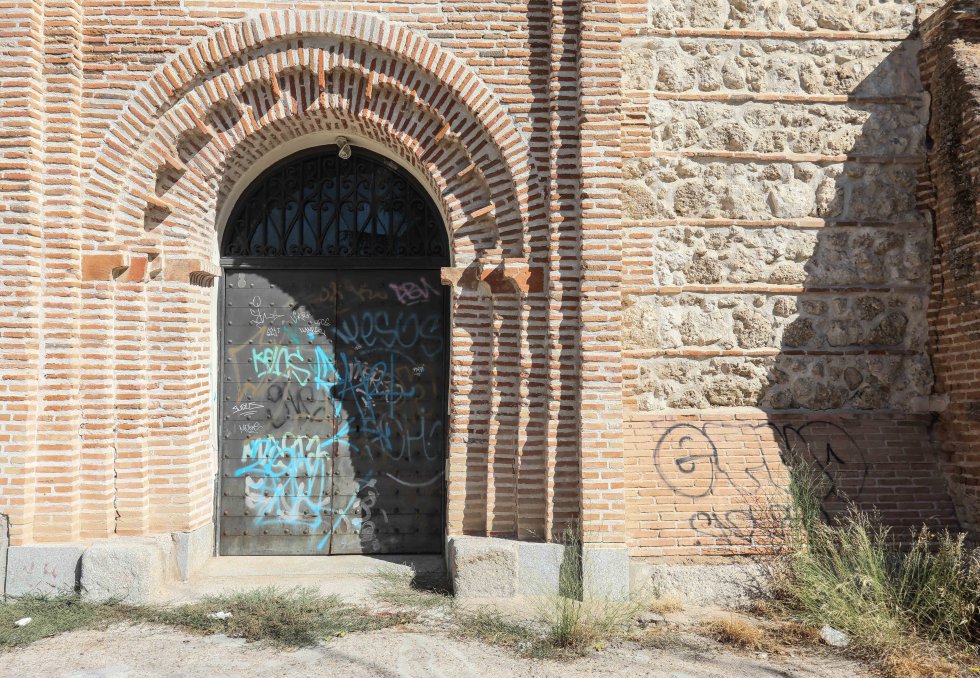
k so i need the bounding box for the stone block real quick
[172,524,213,581]
[624,157,920,222]
[448,536,517,598]
[626,37,919,97]
[516,542,565,596]
[81,539,168,604]
[646,0,915,33]
[582,546,631,601]
[6,545,83,596]
[624,292,926,353]
[635,226,930,289]
[632,353,933,411]
[631,562,770,608]
[0,515,7,597]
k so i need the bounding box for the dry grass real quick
[879,645,960,678]
[775,467,980,678]
[703,615,826,656]
[746,599,780,619]
[145,587,414,647]
[648,594,684,615]
[452,608,560,659]
[534,526,646,653]
[1,588,412,651]
[368,568,451,612]
[628,623,682,651]
[770,620,821,647]
[704,615,767,651]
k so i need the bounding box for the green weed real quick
[0,595,125,650]
[145,586,413,647]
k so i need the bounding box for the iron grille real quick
[222,146,447,259]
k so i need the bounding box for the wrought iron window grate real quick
[222,146,447,260]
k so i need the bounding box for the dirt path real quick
[0,622,865,678]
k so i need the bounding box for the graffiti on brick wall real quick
[220,270,445,555]
[652,421,868,547]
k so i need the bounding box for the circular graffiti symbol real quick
[652,423,720,498]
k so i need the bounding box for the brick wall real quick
[920,0,980,537]
[0,0,967,557]
[0,5,589,547]
[625,412,959,560]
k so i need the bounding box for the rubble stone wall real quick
[620,0,961,557]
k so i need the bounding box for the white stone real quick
[582,546,631,601]
[448,536,517,598]
[172,524,213,581]
[6,545,83,597]
[517,541,565,596]
[820,625,850,648]
[81,539,170,605]
[768,180,815,218]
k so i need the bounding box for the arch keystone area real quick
[83,9,542,261]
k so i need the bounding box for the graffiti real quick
[770,421,869,503]
[241,433,342,461]
[690,509,763,546]
[222,272,445,555]
[335,310,443,358]
[250,308,285,326]
[386,470,444,488]
[652,424,723,499]
[389,276,439,306]
[263,383,331,429]
[325,474,383,552]
[653,421,869,547]
[349,285,389,303]
[238,440,331,526]
[252,345,311,385]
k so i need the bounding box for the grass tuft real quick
[368,568,451,612]
[776,466,980,677]
[455,609,536,647]
[648,594,684,615]
[531,525,646,653]
[879,645,959,678]
[704,615,767,651]
[769,620,821,647]
[145,586,413,647]
[0,595,126,650]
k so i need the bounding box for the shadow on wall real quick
[626,31,962,553]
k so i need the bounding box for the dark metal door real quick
[219,267,445,555]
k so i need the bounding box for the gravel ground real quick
[0,621,866,678]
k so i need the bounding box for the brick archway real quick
[70,10,558,545]
[83,9,542,256]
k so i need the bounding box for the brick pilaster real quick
[576,0,627,544]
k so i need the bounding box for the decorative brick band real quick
[82,10,542,260]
